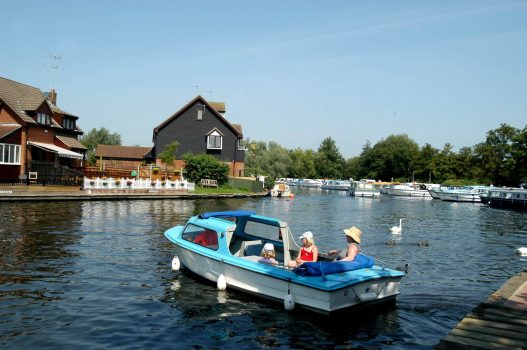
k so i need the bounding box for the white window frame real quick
[207,130,223,150]
[0,143,21,165]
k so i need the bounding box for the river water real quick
[1,188,526,349]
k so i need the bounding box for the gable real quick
[153,96,242,138]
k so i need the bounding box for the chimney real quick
[49,89,57,105]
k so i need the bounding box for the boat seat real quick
[239,240,264,257]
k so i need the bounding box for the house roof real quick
[95,144,152,159]
[0,77,80,126]
[208,101,226,114]
[0,124,21,139]
[56,135,87,150]
[153,95,242,138]
[0,77,43,124]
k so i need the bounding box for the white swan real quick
[516,247,527,256]
[390,218,402,234]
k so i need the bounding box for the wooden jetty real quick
[436,270,527,349]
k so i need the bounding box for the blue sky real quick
[1,0,526,157]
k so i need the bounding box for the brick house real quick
[95,144,151,169]
[0,77,86,182]
[151,96,245,177]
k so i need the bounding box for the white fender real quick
[284,292,295,311]
[217,274,227,290]
[171,256,180,271]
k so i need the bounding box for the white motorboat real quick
[349,179,382,197]
[321,179,352,191]
[164,211,405,314]
[437,186,492,202]
[269,182,292,197]
[300,179,323,188]
[386,183,440,198]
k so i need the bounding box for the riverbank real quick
[0,186,267,201]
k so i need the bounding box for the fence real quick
[83,177,195,191]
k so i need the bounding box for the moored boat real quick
[349,179,382,197]
[436,186,491,203]
[321,179,352,191]
[386,183,440,198]
[481,188,527,210]
[269,182,292,197]
[164,211,405,314]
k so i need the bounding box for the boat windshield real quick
[181,223,219,250]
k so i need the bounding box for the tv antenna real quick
[185,84,212,96]
[44,54,62,90]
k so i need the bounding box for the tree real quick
[316,137,344,179]
[511,125,527,185]
[411,143,439,182]
[80,127,122,165]
[473,123,518,186]
[182,153,229,185]
[359,134,419,182]
[157,141,180,178]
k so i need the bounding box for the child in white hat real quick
[258,243,278,265]
[288,231,319,267]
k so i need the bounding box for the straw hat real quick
[343,226,362,243]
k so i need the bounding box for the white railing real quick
[83,177,195,192]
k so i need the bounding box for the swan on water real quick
[516,247,527,256]
[390,218,403,234]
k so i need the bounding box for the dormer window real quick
[63,118,75,130]
[37,112,50,125]
[207,129,223,150]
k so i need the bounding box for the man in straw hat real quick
[328,226,362,261]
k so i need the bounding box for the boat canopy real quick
[198,211,256,219]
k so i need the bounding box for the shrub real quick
[182,153,229,185]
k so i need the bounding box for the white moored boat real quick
[164,211,405,314]
[321,179,352,191]
[269,182,292,197]
[386,183,440,198]
[349,179,382,197]
[436,186,492,202]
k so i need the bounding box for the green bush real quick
[182,153,229,185]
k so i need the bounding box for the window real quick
[207,130,223,149]
[181,224,218,250]
[237,139,247,151]
[63,118,75,130]
[0,143,21,165]
[37,112,50,125]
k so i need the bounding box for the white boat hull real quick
[175,246,402,314]
[386,188,431,197]
[350,189,381,197]
[437,192,482,202]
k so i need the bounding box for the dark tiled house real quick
[151,96,245,176]
[0,77,86,181]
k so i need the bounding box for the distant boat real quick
[270,182,292,197]
[428,186,461,199]
[349,179,382,197]
[300,179,323,188]
[436,186,492,203]
[481,187,527,210]
[321,179,352,191]
[386,183,440,198]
